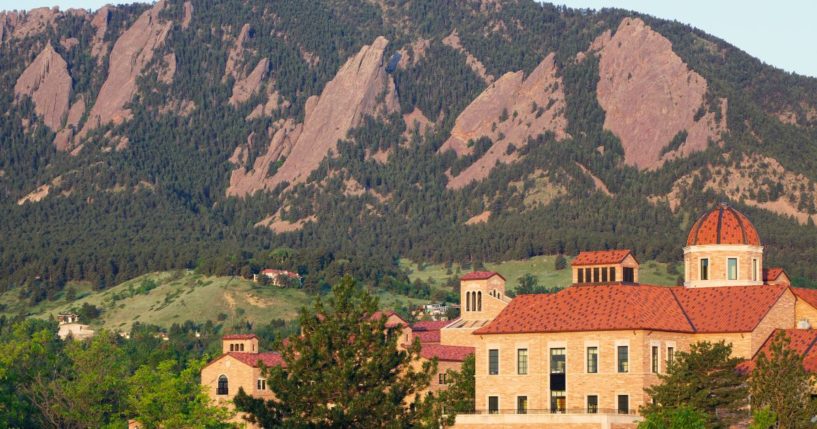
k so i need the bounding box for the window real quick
[728,258,738,280]
[489,349,499,375]
[667,347,675,366]
[229,343,235,351]
[488,396,499,414]
[439,373,448,384]
[617,346,629,373]
[257,378,266,390]
[601,267,608,282]
[217,375,229,395]
[587,347,598,373]
[587,395,598,414]
[578,269,584,283]
[593,267,600,283]
[517,396,528,414]
[651,346,659,373]
[617,395,629,414]
[517,349,528,375]
[466,292,470,311]
[623,267,634,283]
[753,259,758,281]
[609,267,616,282]
[477,291,482,311]
[551,391,566,413]
[550,348,566,374]
[239,343,244,352]
[700,258,709,280]
[585,268,591,283]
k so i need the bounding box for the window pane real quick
[489,349,499,375]
[551,391,566,413]
[602,267,608,282]
[667,347,675,366]
[550,348,565,374]
[517,349,528,375]
[593,267,600,282]
[488,396,499,414]
[587,395,598,414]
[701,258,709,280]
[753,259,758,281]
[617,346,629,373]
[618,395,629,414]
[610,267,616,282]
[578,269,584,283]
[517,396,528,414]
[587,347,598,373]
[728,258,738,280]
[651,346,659,373]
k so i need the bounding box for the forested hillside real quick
[2,0,817,304]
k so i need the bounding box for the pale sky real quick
[4,0,815,78]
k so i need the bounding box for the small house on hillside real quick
[253,269,302,287]
[57,312,79,324]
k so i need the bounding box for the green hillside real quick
[0,270,426,332]
[403,255,681,292]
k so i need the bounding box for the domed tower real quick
[684,203,763,287]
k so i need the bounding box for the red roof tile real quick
[763,267,785,282]
[475,284,789,335]
[571,250,633,266]
[672,285,787,333]
[227,352,284,368]
[413,330,441,343]
[687,203,761,246]
[420,344,475,362]
[461,271,505,281]
[222,334,258,340]
[743,329,817,373]
[474,285,694,334]
[792,288,817,309]
[413,320,450,331]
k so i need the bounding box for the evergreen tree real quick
[642,341,748,428]
[236,276,436,428]
[748,331,817,429]
[554,254,567,271]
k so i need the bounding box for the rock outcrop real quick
[225,23,252,80]
[78,1,172,141]
[440,53,568,189]
[182,1,193,29]
[443,31,494,83]
[229,58,268,106]
[592,17,727,169]
[14,43,72,131]
[1,8,59,40]
[227,119,302,197]
[90,6,110,61]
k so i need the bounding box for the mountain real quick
[2,0,817,302]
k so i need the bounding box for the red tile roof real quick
[227,352,285,368]
[687,203,761,246]
[475,285,694,334]
[791,288,817,309]
[672,285,788,332]
[413,330,440,343]
[222,334,258,340]
[571,250,633,266]
[420,344,475,362]
[461,271,505,281]
[475,284,789,335]
[742,329,817,373]
[413,320,450,331]
[763,267,785,282]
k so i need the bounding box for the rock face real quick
[593,17,727,169]
[440,53,568,189]
[14,43,72,131]
[225,24,252,80]
[1,8,59,40]
[227,37,397,196]
[182,1,193,29]
[229,58,268,106]
[90,6,110,60]
[78,1,172,140]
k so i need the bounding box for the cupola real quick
[684,203,764,287]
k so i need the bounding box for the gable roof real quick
[763,267,786,282]
[475,284,789,335]
[474,285,694,334]
[742,329,817,373]
[203,352,285,371]
[791,287,817,309]
[411,320,449,344]
[571,250,634,266]
[461,271,505,281]
[419,344,475,362]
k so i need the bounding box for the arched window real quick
[217,375,229,395]
[466,291,471,311]
[477,291,482,311]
